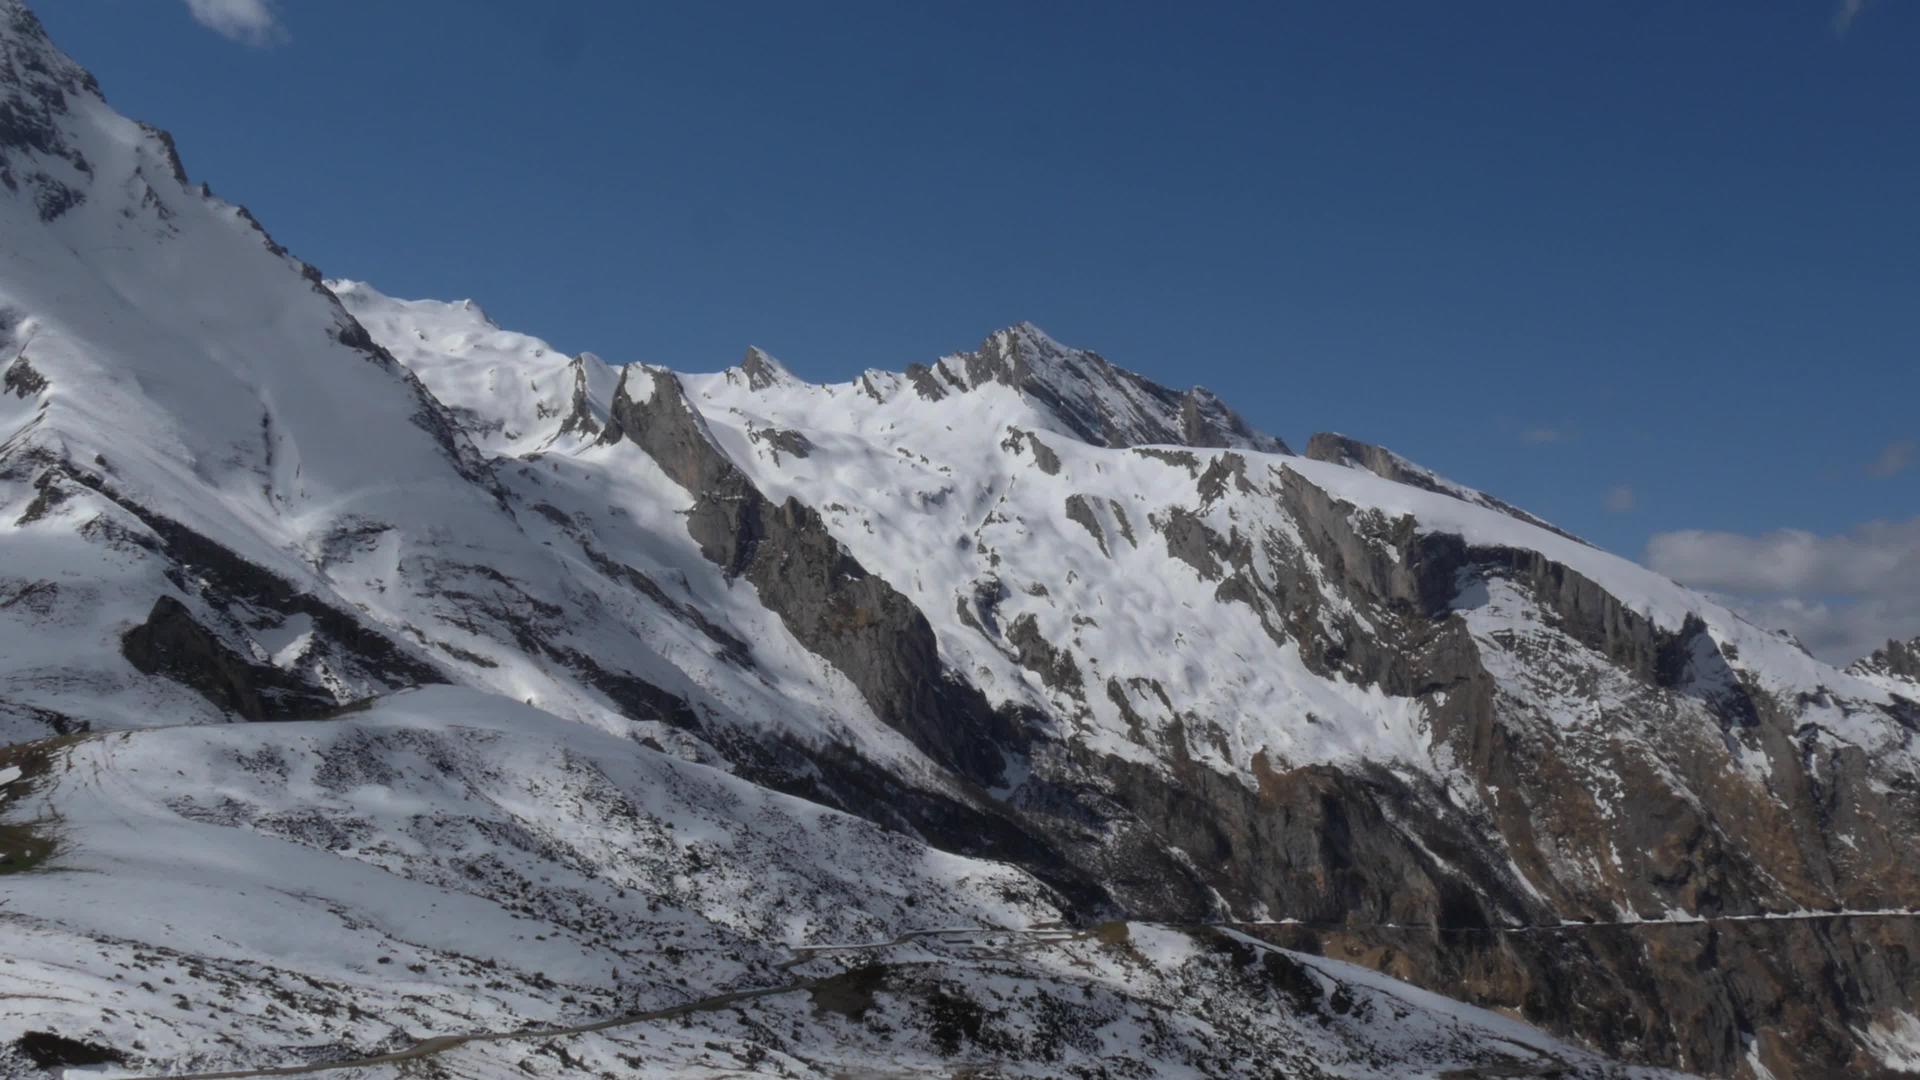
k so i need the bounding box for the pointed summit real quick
[1850,636,1920,685]
[734,345,793,391]
[916,322,1289,454]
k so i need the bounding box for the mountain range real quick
[1,3,1916,1076]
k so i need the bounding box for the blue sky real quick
[36,0,1920,659]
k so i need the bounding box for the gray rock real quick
[1853,636,1920,683]
[946,324,1291,454]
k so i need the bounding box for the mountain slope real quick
[0,688,1675,1079]
[328,283,1920,1075]
[0,3,1916,1078]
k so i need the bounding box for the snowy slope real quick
[0,29,945,792]
[0,689,1674,1079]
[1304,429,1588,541]
[326,247,1917,1076]
[678,352,1908,778]
[330,281,618,457]
[351,291,1920,1073]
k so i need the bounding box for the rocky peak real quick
[730,345,793,391]
[1851,636,1920,685]
[0,0,99,217]
[914,321,1289,454]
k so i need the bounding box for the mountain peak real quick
[0,0,104,222]
[915,323,1289,454]
[1850,635,1920,685]
[987,319,1063,354]
[733,345,793,391]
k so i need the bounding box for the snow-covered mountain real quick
[1,3,1916,1077]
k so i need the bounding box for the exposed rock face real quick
[481,329,1920,1077]
[1258,914,1920,1076]
[923,323,1291,453]
[601,366,1025,785]
[593,366,1115,910]
[735,345,791,391]
[747,422,812,462]
[1000,427,1062,475]
[0,2,94,213]
[609,353,1917,1075]
[3,351,43,396]
[1853,636,1920,684]
[121,596,339,721]
[950,470,1898,1078]
[552,354,605,440]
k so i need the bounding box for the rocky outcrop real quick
[121,596,339,721]
[747,423,812,463]
[1006,613,1086,703]
[935,324,1290,454]
[1062,494,1109,556]
[1853,636,1920,685]
[552,355,604,440]
[735,346,790,391]
[999,427,1061,475]
[0,2,95,210]
[8,458,447,723]
[1255,913,1920,1078]
[3,352,43,397]
[600,367,1029,788]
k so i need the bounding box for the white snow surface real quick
[669,348,1907,779]
[0,687,1681,1079]
[300,273,1920,799]
[329,280,618,457]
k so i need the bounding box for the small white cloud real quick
[1835,0,1874,36]
[1604,485,1636,513]
[1519,427,1563,445]
[183,0,287,46]
[1646,516,1920,663]
[1867,438,1915,478]
[1646,518,1920,596]
[1719,593,1915,668]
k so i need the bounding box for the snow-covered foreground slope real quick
[0,688,1676,1078]
[2,1,1917,1076]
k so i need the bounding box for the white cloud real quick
[1867,438,1914,478]
[183,0,287,46]
[1645,516,1920,663]
[1604,485,1635,513]
[1835,0,1873,35]
[1645,518,1920,595]
[1721,594,1915,668]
